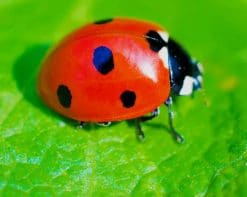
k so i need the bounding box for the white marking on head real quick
[158,31,169,42]
[179,76,194,95]
[158,47,169,69]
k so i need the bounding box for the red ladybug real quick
[38,18,203,142]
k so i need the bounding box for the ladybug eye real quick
[191,61,203,90]
[193,77,202,90]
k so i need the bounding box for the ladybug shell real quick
[38,18,170,122]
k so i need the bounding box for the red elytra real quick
[38,18,170,122]
[38,18,203,142]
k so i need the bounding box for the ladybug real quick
[37,18,203,142]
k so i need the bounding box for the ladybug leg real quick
[135,108,159,141]
[140,108,160,122]
[77,121,85,129]
[135,118,145,141]
[165,97,185,143]
[96,122,111,127]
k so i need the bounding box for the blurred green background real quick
[0,0,247,196]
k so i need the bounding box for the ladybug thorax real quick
[167,38,203,95]
[144,30,203,96]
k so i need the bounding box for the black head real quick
[167,38,203,95]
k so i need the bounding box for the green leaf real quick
[1,0,247,196]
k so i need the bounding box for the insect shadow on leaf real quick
[12,44,111,131]
[13,44,50,107]
[12,44,78,128]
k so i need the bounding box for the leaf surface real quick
[0,0,247,196]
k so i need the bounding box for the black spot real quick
[57,85,72,108]
[94,18,113,24]
[93,46,114,75]
[120,90,136,108]
[145,30,167,52]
